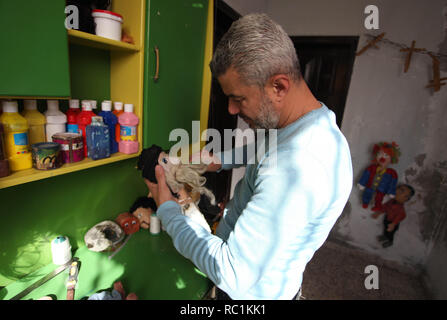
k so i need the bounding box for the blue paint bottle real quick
[86,116,110,160]
[98,101,118,154]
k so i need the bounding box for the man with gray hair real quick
[147,13,353,300]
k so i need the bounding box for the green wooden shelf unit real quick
[0,0,215,300]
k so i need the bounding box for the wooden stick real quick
[400,40,426,73]
[356,33,386,56]
[427,53,442,92]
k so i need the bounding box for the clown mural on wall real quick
[358,142,401,211]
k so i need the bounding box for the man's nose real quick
[228,100,239,115]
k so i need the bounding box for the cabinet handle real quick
[154,46,160,82]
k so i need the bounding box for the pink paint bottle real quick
[118,104,139,154]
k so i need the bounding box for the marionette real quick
[358,142,400,211]
[137,144,217,232]
[115,212,140,235]
[129,196,158,229]
[372,184,415,248]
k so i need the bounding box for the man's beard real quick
[241,93,280,129]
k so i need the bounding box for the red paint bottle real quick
[76,101,96,157]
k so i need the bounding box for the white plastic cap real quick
[24,99,38,110]
[124,104,134,113]
[2,100,18,113]
[114,102,123,111]
[69,99,80,109]
[81,101,92,111]
[47,100,59,111]
[101,100,112,111]
[89,100,97,109]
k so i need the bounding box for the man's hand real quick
[144,165,175,207]
[190,149,222,172]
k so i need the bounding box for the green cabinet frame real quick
[0,0,70,98]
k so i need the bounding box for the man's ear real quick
[267,74,290,102]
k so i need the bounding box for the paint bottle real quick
[98,100,118,154]
[21,100,46,145]
[86,116,110,160]
[76,101,96,157]
[113,101,124,143]
[45,100,67,142]
[0,100,32,171]
[0,123,10,177]
[66,99,81,133]
[118,104,139,154]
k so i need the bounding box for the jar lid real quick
[81,101,92,111]
[69,99,80,109]
[92,9,123,21]
[114,102,123,110]
[52,132,82,141]
[101,100,112,111]
[47,100,59,110]
[24,100,37,110]
[124,103,134,113]
[2,100,18,113]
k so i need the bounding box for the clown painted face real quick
[376,150,391,167]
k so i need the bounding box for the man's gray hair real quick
[210,13,301,88]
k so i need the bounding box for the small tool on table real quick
[66,259,80,300]
[10,257,78,300]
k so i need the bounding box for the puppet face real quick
[132,207,153,229]
[395,185,412,204]
[158,151,180,173]
[376,150,391,167]
[116,213,140,235]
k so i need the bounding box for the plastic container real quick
[98,100,118,154]
[118,104,139,154]
[45,100,67,142]
[92,9,123,41]
[52,132,84,164]
[0,100,32,171]
[86,116,110,160]
[150,213,161,235]
[31,142,62,170]
[22,100,46,145]
[0,123,10,177]
[113,101,124,143]
[76,101,96,157]
[66,99,81,133]
[51,236,72,265]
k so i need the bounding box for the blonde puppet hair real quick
[164,162,216,206]
[137,145,216,206]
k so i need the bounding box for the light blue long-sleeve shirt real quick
[156,104,353,299]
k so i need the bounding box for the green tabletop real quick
[0,230,211,300]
